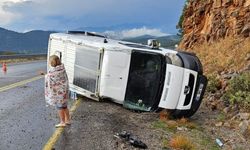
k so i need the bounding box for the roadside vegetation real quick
[222,72,250,110]
[0,51,19,55]
[155,34,250,148]
[153,111,220,150]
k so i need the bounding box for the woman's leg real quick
[58,109,65,123]
[64,108,70,123]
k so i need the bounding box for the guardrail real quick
[0,54,47,60]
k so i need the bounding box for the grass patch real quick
[190,129,220,150]
[169,134,195,150]
[176,118,198,129]
[216,112,226,122]
[152,120,168,130]
[152,120,176,132]
[162,137,169,150]
[153,117,199,134]
[153,118,218,150]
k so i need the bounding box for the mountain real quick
[123,34,181,49]
[0,27,55,54]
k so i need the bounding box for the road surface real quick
[0,61,55,150]
[0,60,47,87]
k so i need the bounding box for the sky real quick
[0,0,185,37]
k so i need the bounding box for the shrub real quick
[206,74,221,93]
[222,72,250,110]
[169,135,195,150]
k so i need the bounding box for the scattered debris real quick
[116,130,131,141]
[239,120,249,134]
[215,122,223,127]
[129,135,148,149]
[215,138,223,147]
[239,113,250,120]
[223,107,230,113]
[115,131,148,149]
[176,126,188,131]
[38,70,45,75]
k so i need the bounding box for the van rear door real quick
[158,65,184,109]
[158,64,197,110]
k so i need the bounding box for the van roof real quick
[50,33,176,54]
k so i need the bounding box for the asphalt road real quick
[0,60,47,87]
[0,61,56,150]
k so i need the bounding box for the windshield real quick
[124,50,165,111]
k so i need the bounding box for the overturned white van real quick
[47,31,207,118]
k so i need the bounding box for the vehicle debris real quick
[115,131,148,149]
[215,138,223,147]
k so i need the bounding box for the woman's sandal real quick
[55,123,66,128]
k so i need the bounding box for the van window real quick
[73,46,100,93]
[124,50,165,111]
[54,51,62,60]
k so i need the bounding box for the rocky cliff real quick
[179,0,250,49]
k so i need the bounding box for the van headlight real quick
[165,53,183,67]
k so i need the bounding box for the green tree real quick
[177,0,189,37]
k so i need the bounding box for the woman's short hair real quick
[49,55,61,67]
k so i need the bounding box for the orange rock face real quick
[179,0,250,49]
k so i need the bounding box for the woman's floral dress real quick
[45,64,69,106]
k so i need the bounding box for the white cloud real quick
[121,27,168,38]
[0,0,28,26]
[104,27,169,39]
[0,9,17,25]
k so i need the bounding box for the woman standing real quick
[45,55,70,127]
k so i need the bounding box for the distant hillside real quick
[123,35,181,49]
[0,27,55,54]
